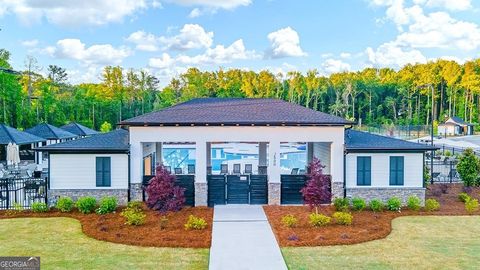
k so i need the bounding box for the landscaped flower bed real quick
[0,205,213,248]
[265,183,480,247]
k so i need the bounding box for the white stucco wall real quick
[345,152,424,188]
[49,153,129,189]
[129,126,345,185]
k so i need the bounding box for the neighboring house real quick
[438,116,474,136]
[40,98,435,206]
[0,124,45,161]
[39,129,129,205]
[25,123,77,165]
[60,122,99,137]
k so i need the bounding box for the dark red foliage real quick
[145,165,186,213]
[300,158,332,211]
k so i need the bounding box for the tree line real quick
[1,48,480,130]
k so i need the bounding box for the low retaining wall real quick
[346,187,426,206]
[48,189,129,206]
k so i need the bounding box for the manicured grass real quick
[0,218,209,270]
[282,216,480,270]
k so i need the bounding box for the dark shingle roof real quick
[38,129,129,153]
[0,124,46,145]
[120,98,352,126]
[25,123,77,140]
[345,129,437,151]
[448,116,473,126]
[60,122,99,136]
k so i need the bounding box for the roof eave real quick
[120,121,353,127]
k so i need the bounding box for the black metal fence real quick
[0,177,47,209]
[355,125,431,140]
[427,160,461,183]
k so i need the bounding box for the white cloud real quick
[188,8,202,18]
[413,0,472,11]
[366,42,427,67]
[266,27,306,58]
[21,39,39,47]
[126,24,213,51]
[47,39,131,66]
[166,0,251,10]
[340,52,351,59]
[321,59,351,74]
[0,0,154,26]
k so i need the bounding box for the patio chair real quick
[220,164,229,174]
[298,169,306,175]
[244,164,253,174]
[174,167,183,175]
[233,164,241,174]
[164,166,171,173]
[188,164,195,174]
[291,168,299,175]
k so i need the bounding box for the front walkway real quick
[209,205,287,270]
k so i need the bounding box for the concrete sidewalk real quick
[209,205,287,270]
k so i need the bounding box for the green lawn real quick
[282,216,480,270]
[0,217,209,270]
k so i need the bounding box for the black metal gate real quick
[207,174,268,206]
[249,175,268,204]
[0,178,47,209]
[226,175,249,204]
[207,175,226,207]
[280,175,307,204]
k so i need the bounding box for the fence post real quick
[6,180,9,209]
[449,161,453,183]
[442,145,445,155]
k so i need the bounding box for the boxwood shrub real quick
[369,199,384,212]
[351,197,366,211]
[386,197,402,211]
[31,202,48,213]
[56,197,74,212]
[76,196,97,214]
[96,196,118,215]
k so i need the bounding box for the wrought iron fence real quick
[355,125,431,140]
[426,160,461,184]
[0,177,47,209]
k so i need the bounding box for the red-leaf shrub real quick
[145,165,186,213]
[300,158,332,213]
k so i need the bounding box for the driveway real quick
[209,205,287,270]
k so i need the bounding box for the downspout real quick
[127,150,131,202]
[343,125,353,198]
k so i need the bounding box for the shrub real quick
[146,165,186,213]
[31,202,48,213]
[12,202,23,211]
[457,148,480,187]
[76,197,97,214]
[56,197,74,212]
[300,158,332,213]
[333,197,350,212]
[127,201,143,210]
[184,215,208,230]
[281,214,298,228]
[407,196,421,211]
[332,212,353,225]
[465,198,479,214]
[444,150,452,157]
[386,197,402,211]
[96,196,118,215]
[424,199,440,211]
[121,207,146,226]
[351,197,366,211]
[369,199,384,212]
[308,213,331,227]
[458,192,471,203]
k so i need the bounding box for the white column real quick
[130,142,143,184]
[268,141,281,183]
[195,141,207,183]
[259,142,268,166]
[155,142,163,165]
[306,142,314,164]
[314,142,331,174]
[330,142,343,182]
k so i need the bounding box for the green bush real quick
[444,150,452,157]
[369,199,384,212]
[12,202,23,211]
[406,196,421,211]
[56,197,74,212]
[281,214,298,228]
[458,192,471,203]
[96,196,118,215]
[333,197,350,212]
[332,212,353,225]
[31,202,48,213]
[121,207,146,226]
[184,215,208,230]
[386,197,402,211]
[127,201,144,210]
[76,197,97,214]
[424,199,440,211]
[465,198,479,214]
[308,213,331,227]
[351,197,366,211]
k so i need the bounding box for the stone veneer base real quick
[195,182,207,206]
[346,187,426,206]
[268,182,281,205]
[48,189,129,206]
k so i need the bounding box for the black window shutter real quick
[364,157,371,185]
[103,157,111,187]
[96,157,103,186]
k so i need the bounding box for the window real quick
[96,157,111,187]
[389,156,404,186]
[356,156,371,186]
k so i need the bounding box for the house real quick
[438,116,474,136]
[39,98,435,206]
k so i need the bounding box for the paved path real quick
[209,205,287,270]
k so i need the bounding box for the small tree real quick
[457,148,480,187]
[300,158,332,213]
[145,165,186,213]
[100,121,112,133]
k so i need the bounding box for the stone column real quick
[267,141,281,205]
[194,141,208,206]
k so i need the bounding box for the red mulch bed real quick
[264,184,480,247]
[0,205,213,248]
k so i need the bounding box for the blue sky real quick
[0,0,479,85]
